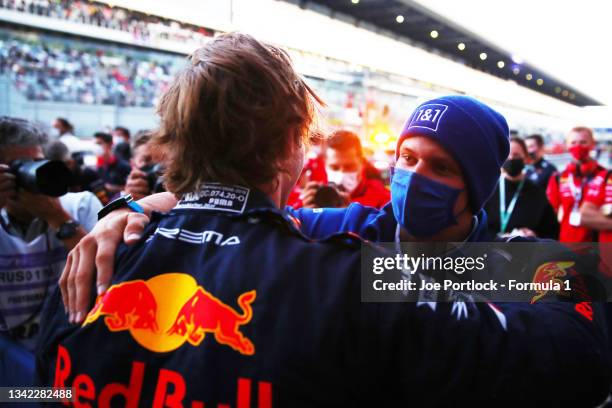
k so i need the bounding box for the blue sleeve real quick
[286,203,391,241]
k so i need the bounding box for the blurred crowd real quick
[0,0,214,44]
[0,37,180,106]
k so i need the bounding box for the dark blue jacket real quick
[526,158,558,189]
[37,185,610,407]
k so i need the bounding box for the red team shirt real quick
[348,175,390,208]
[288,161,390,209]
[584,169,612,277]
[584,170,612,243]
[546,163,607,242]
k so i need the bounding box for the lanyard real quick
[567,173,586,209]
[499,177,525,234]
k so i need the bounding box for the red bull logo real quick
[84,280,159,332]
[530,261,574,303]
[84,273,256,355]
[167,287,255,355]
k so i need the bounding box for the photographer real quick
[45,140,101,194]
[300,130,390,209]
[122,130,163,200]
[0,117,101,385]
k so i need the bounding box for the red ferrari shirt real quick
[288,166,390,210]
[350,176,390,209]
[584,170,612,243]
[546,162,606,242]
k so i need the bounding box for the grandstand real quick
[0,0,602,144]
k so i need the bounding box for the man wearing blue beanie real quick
[288,94,511,243]
[389,95,510,242]
[396,95,509,213]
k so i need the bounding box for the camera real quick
[10,160,72,197]
[141,163,165,194]
[312,183,345,208]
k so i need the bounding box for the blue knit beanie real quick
[396,95,510,211]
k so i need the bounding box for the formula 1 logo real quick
[530,261,574,303]
[83,273,256,355]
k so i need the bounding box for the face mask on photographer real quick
[391,167,467,237]
[327,170,360,193]
[502,158,525,177]
[92,144,105,157]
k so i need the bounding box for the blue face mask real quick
[391,167,466,238]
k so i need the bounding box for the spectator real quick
[485,137,559,239]
[546,126,607,242]
[525,134,557,189]
[0,117,101,385]
[1,35,181,107]
[122,130,160,200]
[93,132,131,197]
[112,126,132,162]
[0,0,214,46]
[51,117,83,153]
[300,130,390,209]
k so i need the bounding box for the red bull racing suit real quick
[37,184,611,407]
